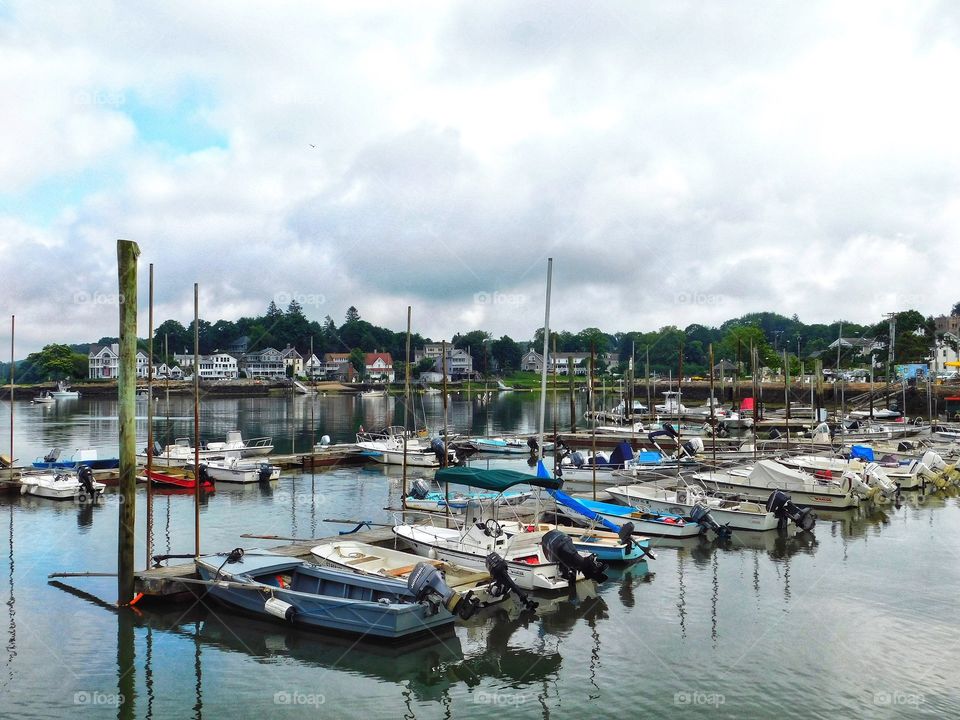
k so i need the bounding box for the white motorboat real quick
[311,540,503,606]
[138,431,273,467]
[395,522,581,592]
[19,468,105,501]
[356,435,441,467]
[466,437,534,455]
[775,453,930,491]
[51,381,80,400]
[201,457,280,483]
[655,391,687,414]
[32,391,55,404]
[604,482,800,532]
[693,459,861,509]
[361,388,388,398]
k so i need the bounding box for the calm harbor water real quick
[1,393,959,718]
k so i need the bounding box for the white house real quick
[172,352,238,379]
[931,335,960,375]
[240,347,285,378]
[365,352,395,382]
[416,343,474,378]
[280,346,303,376]
[89,343,150,379]
[303,353,323,378]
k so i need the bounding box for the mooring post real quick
[117,239,140,605]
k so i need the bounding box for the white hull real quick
[203,462,281,483]
[20,473,105,500]
[393,525,569,592]
[561,505,703,537]
[694,461,858,509]
[605,485,780,531]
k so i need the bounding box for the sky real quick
[1,0,959,356]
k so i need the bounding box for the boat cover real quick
[435,466,562,491]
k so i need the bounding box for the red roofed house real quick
[365,352,394,383]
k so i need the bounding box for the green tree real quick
[345,306,361,324]
[20,344,87,382]
[491,335,523,373]
[349,348,366,379]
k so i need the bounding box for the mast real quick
[8,315,12,476]
[590,342,597,500]
[146,263,155,568]
[709,343,716,466]
[402,306,411,496]
[193,283,200,558]
[536,258,553,462]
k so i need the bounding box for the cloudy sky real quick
[1,0,959,354]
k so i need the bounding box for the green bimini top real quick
[434,466,562,492]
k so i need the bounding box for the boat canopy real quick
[435,466,562,491]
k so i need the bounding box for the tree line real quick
[7,302,955,383]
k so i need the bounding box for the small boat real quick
[32,447,120,471]
[145,468,214,490]
[51,381,80,400]
[201,457,280,483]
[311,540,506,606]
[32,391,55,404]
[605,482,814,532]
[19,467,104,501]
[137,431,273,467]
[403,478,531,513]
[355,432,443,468]
[692,459,862,509]
[361,388,388,398]
[394,467,608,591]
[554,493,704,538]
[195,549,469,639]
[467,437,537,455]
[502,522,651,563]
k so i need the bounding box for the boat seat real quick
[43,448,61,463]
[344,555,379,565]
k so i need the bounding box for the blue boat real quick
[195,550,471,640]
[32,447,120,471]
[404,478,531,513]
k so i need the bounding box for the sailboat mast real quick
[537,258,553,461]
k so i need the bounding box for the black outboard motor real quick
[570,451,585,468]
[77,465,98,501]
[526,436,539,454]
[541,530,608,583]
[257,463,274,483]
[198,464,210,484]
[408,562,479,620]
[485,553,538,612]
[615,521,656,559]
[689,503,732,540]
[408,478,431,500]
[766,490,816,532]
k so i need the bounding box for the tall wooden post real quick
[8,315,13,474]
[402,306,411,496]
[568,356,575,432]
[117,239,140,605]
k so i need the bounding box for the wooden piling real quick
[117,239,140,605]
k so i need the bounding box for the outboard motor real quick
[541,529,608,583]
[77,465,98,501]
[408,478,431,500]
[527,436,539,454]
[680,437,704,458]
[689,503,732,540]
[257,463,274,483]
[318,434,331,447]
[570,451,585,468]
[864,462,898,499]
[616,522,656,560]
[485,553,537,612]
[198,464,210,485]
[153,440,164,456]
[843,470,877,500]
[765,490,816,532]
[811,423,832,444]
[407,562,479,620]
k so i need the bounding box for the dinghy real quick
[19,466,104,501]
[200,457,281,483]
[196,549,469,639]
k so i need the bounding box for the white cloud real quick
[1,0,959,354]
